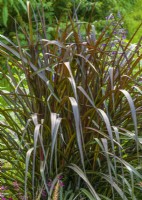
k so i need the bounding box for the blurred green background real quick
[0,0,142,42]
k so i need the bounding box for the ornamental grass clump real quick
[0,2,142,200]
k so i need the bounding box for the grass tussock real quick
[0,2,142,200]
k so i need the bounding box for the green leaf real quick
[81,188,95,199]
[102,173,128,200]
[2,4,8,26]
[69,164,101,200]
[19,0,27,11]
